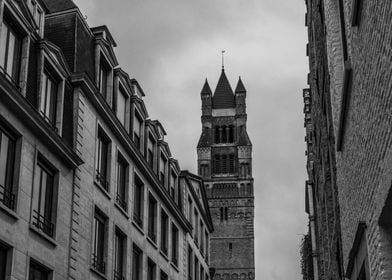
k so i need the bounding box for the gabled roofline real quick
[91,25,117,47]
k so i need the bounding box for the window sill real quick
[170,261,179,272]
[147,235,158,249]
[94,181,111,200]
[114,202,129,219]
[0,203,18,221]
[29,224,57,247]
[132,220,144,235]
[160,250,169,262]
[90,266,107,280]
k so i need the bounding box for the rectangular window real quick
[133,174,144,228]
[92,209,106,274]
[200,221,204,254]
[0,126,16,210]
[188,245,193,280]
[116,86,127,126]
[133,113,142,149]
[32,158,55,237]
[205,231,209,262]
[147,135,155,168]
[114,229,125,280]
[229,154,235,173]
[201,266,204,280]
[0,19,22,83]
[96,130,110,191]
[213,155,220,174]
[170,171,176,200]
[194,210,199,244]
[98,60,109,99]
[160,270,168,280]
[132,245,142,280]
[148,194,157,242]
[188,197,193,225]
[0,244,8,280]
[171,223,179,266]
[39,71,58,128]
[147,259,156,280]
[194,257,199,280]
[116,154,127,211]
[160,209,168,255]
[159,154,166,187]
[29,260,50,280]
[221,154,227,173]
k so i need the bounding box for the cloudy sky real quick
[73,0,308,278]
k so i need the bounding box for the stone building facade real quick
[303,0,392,280]
[197,69,255,280]
[0,0,213,280]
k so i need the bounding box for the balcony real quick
[115,193,127,211]
[96,170,109,192]
[92,254,106,274]
[32,210,54,237]
[0,184,16,210]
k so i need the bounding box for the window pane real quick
[29,261,49,280]
[0,245,7,280]
[116,89,126,125]
[5,31,15,77]
[0,24,8,70]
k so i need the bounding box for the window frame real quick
[160,208,169,256]
[114,228,126,280]
[132,244,142,280]
[133,173,144,228]
[29,259,51,280]
[171,222,179,266]
[147,193,157,243]
[92,208,107,274]
[95,127,111,192]
[115,152,128,211]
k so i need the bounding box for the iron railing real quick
[0,184,15,210]
[32,210,54,237]
[113,270,125,280]
[115,193,127,211]
[96,170,109,191]
[92,254,106,274]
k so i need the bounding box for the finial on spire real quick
[221,50,225,70]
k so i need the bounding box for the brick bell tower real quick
[197,68,255,280]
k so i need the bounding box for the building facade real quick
[303,0,392,280]
[197,69,255,280]
[0,0,213,279]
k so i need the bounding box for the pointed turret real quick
[212,69,235,109]
[235,76,246,94]
[201,79,212,96]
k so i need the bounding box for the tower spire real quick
[221,50,225,70]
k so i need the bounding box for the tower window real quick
[213,154,236,174]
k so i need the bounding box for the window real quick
[159,154,167,187]
[116,86,127,126]
[114,229,125,280]
[214,126,220,143]
[96,130,110,191]
[92,209,106,274]
[29,260,50,280]
[133,113,142,149]
[160,209,168,255]
[188,197,193,225]
[32,157,56,237]
[132,245,142,280]
[39,71,58,128]
[213,154,235,174]
[160,270,168,280]
[0,18,22,83]
[229,242,233,257]
[98,59,109,99]
[27,0,44,34]
[200,267,204,280]
[148,194,157,242]
[205,231,209,262]
[188,246,193,280]
[116,154,127,211]
[200,164,209,178]
[147,135,155,169]
[225,207,228,220]
[194,210,199,244]
[147,259,156,280]
[200,221,204,254]
[220,207,228,222]
[0,126,16,210]
[171,223,179,266]
[133,174,144,228]
[170,171,176,200]
[194,257,199,280]
[0,243,8,280]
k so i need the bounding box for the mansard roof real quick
[197,127,212,148]
[212,69,235,109]
[235,77,246,94]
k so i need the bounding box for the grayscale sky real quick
[73,0,308,278]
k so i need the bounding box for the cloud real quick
[73,0,309,278]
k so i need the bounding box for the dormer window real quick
[98,59,110,99]
[159,154,167,187]
[0,18,22,83]
[116,85,127,126]
[133,112,143,149]
[170,171,176,200]
[27,0,44,35]
[147,134,155,169]
[39,71,58,129]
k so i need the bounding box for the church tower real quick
[197,69,255,280]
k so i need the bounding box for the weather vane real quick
[221,50,225,70]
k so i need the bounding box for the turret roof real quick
[212,69,235,109]
[201,79,212,96]
[235,77,246,93]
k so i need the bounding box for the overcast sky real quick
[73,0,308,278]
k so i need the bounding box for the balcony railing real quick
[0,66,21,92]
[92,254,106,274]
[32,210,54,237]
[115,193,127,211]
[114,269,125,280]
[96,170,109,191]
[0,184,16,210]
